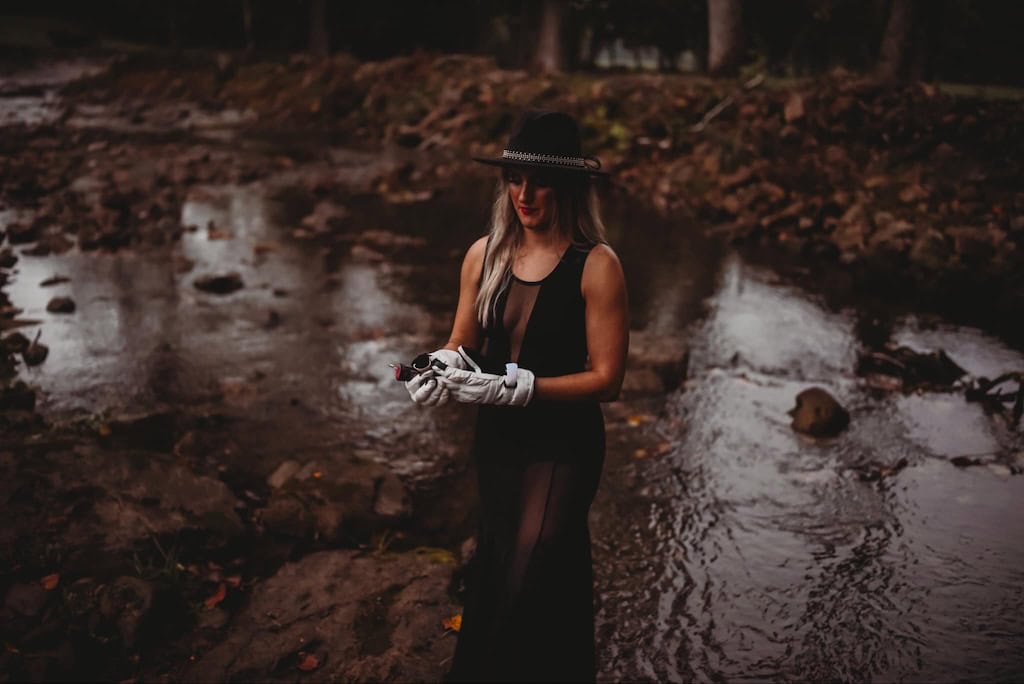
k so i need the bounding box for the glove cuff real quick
[512,368,536,406]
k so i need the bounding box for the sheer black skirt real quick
[448,441,604,683]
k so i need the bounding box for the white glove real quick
[437,346,535,407]
[428,348,470,371]
[404,369,449,406]
[402,348,467,406]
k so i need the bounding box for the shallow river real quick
[4,60,1024,683]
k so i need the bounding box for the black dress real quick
[449,245,605,683]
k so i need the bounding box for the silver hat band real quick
[502,150,587,168]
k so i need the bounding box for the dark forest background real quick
[2,0,1023,85]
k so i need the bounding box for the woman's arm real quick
[533,244,629,402]
[443,235,489,352]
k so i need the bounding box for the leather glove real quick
[428,348,470,371]
[404,369,450,406]
[437,346,535,407]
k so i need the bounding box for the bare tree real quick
[534,0,566,73]
[876,0,935,82]
[309,0,329,57]
[707,0,743,75]
[242,0,255,54]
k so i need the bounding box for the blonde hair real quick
[475,174,608,328]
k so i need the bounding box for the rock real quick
[197,606,230,631]
[0,381,36,411]
[267,460,302,489]
[621,367,667,396]
[856,345,966,390]
[40,275,71,287]
[1,331,30,352]
[194,273,244,294]
[46,296,76,314]
[6,222,40,244]
[25,232,74,256]
[909,228,951,271]
[0,249,17,268]
[788,387,850,437]
[258,494,316,539]
[184,550,459,684]
[97,577,154,649]
[258,458,412,544]
[623,330,689,396]
[22,336,49,366]
[4,581,48,618]
[374,472,411,519]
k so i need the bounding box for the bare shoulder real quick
[466,235,489,261]
[583,243,624,279]
[582,243,626,296]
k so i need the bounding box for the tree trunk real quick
[533,0,566,74]
[707,0,743,75]
[308,0,329,57]
[876,0,917,82]
[241,0,255,54]
[166,1,179,51]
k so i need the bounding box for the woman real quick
[405,109,629,682]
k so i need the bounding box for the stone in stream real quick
[1,331,31,354]
[193,273,244,294]
[788,387,850,437]
[22,335,49,366]
[46,296,76,314]
[0,249,17,268]
[40,275,71,287]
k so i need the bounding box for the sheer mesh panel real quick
[502,279,540,363]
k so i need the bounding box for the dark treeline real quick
[3,0,1023,85]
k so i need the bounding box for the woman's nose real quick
[517,181,534,202]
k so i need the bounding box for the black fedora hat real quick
[472,109,607,176]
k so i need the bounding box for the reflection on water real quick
[5,176,1024,681]
[594,254,1024,683]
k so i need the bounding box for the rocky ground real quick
[1,49,1022,682]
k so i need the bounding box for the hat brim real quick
[471,156,609,177]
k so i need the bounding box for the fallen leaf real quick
[442,614,462,632]
[297,652,320,671]
[633,448,648,459]
[204,583,226,610]
[98,423,112,437]
[40,573,59,591]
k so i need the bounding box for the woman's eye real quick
[532,175,552,188]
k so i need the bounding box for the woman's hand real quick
[439,365,535,406]
[404,370,450,406]
[437,346,535,406]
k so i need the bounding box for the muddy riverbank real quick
[2,52,1023,682]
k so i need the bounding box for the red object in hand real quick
[392,364,417,381]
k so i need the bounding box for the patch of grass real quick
[936,81,1024,101]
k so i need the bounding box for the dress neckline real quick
[511,244,572,285]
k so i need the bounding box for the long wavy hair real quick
[476,172,608,329]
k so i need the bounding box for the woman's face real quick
[505,167,555,230]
